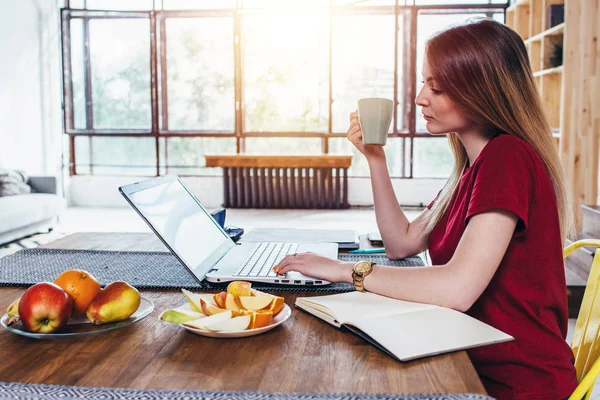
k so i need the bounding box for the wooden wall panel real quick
[560,0,600,229]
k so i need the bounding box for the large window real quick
[62,0,507,177]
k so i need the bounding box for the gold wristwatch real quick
[352,260,375,292]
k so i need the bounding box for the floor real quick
[1,206,596,397]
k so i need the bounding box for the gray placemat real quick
[0,248,423,292]
[0,381,493,400]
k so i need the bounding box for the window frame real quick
[61,0,508,177]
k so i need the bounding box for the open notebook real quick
[295,291,513,362]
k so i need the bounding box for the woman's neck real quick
[456,128,493,166]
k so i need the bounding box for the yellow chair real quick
[567,239,600,400]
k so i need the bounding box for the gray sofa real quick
[0,176,67,245]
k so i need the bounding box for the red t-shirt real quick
[427,134,577,399]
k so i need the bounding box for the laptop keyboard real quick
[234,242,299,278]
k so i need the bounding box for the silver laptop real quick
[119,175,337,286]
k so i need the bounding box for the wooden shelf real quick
[533,65,564,77]
[525,22,565,44]
[509,0,600,230]
[506,0,529,13]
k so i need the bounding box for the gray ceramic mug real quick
[357,98,394,146]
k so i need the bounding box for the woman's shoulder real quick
[489,133,534,152]
[479,134,541,168]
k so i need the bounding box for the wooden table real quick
[0,232,486,395]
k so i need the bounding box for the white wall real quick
[69,175,445,209]
[0,0,62,180]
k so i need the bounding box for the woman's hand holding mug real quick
[347,111,385,160]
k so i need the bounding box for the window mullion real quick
[150,11,160,176]
[408,7,417,178]
[159,15,168,131]
[83,16,94,174]
[61,11,74,133]
[61,10,76,175]
[234,1,243,153]
[393,0,399,134]
[325,0,333,155]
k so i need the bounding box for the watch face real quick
[355,262,372,274]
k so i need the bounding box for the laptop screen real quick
[126,178,234,278]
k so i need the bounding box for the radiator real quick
[205,155,353,210]
[222,166,349,209]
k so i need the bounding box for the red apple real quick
[18,282,73,334]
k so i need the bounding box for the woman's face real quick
[415,58,473,135]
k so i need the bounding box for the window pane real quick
[415,11,490,132]
[243,13,329,132]
[412,137,453,178]
[414,0,499,4]
[163,0,235,9]
[332,14,397,133]
[165,18,235,131]
[161,137,236,175]
[91,137,157,175]
[70,19,86,129]
[241,0,329,8]
[85,0,153,10]
[332,0,396,5]
[328,137,406,177]
[244,138,323,154]
[69,0,85,9]
[74,136,91,174]
[89,19,151,129]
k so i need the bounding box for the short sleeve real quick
[466,140,538,234]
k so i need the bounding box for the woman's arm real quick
[347,111,429,259]
[368,155,430,259]
[275,209,518,312]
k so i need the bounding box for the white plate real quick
[182,303,291,338]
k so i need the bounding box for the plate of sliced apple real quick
[159,281,291,338]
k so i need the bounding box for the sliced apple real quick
[227,281,252,297]
[200,298,228,316]
[183,310,232,330]
[213,291,228,309]
[250,288,268,297]
[205,315,251,332]
[224,293,241,312]
[237,295,273,311]
[181,289,204,314]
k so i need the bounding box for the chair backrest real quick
[566,239,600,381]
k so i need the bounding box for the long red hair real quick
[422,18,574,242]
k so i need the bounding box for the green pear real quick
[6,297,20,317]
[160,303,204,324]
[86,281,141,325]
[181,289,205,314]
[161,310,202,325]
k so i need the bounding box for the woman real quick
[274,19,578,399]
